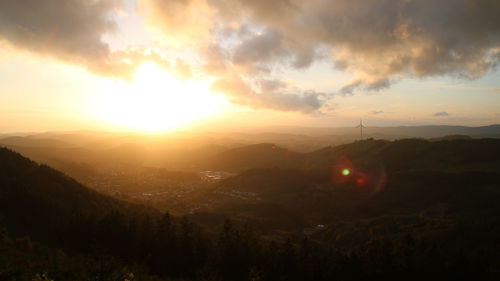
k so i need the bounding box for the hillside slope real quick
[1,141,500,280]
[0,147,209,280]
[199,138,500,174]
[0,147,155,243]
[199,143,304,172]
[193,139,500,235]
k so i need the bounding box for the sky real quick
[0,0,500,133]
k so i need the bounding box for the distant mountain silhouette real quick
[260,124,500,139]
[2,125,499,178]
[0,136,74,148]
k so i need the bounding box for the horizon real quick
[1,123,500,136]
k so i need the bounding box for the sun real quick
[92,62,229,131]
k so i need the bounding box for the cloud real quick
[148,0,500,95]
[234,0,500,81]
[138,0,214,43]
[434,111,450,117]
[3,0,500,113]
[339,78,391,95]
[0,0,132,77]
[232,29,284,67]
[0,0,326,113]
[372,110,384,115]
[212,75,326,113]
[258,79,287,92]
[0,0,196,80]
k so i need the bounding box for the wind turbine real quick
[356,119,366,140]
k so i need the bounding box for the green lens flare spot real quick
[342,168,350,176]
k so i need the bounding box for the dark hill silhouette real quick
[188,139,500,281]
[0,146,212,279]
[0,146,156,249]
[200,143,304,172]
[304,138,500,174]
[429,134,472,141]
[200,168,499,225]
[194,138,500,237]
[200,138,500,173]
[1,140,500,280]
[216,168,318,195]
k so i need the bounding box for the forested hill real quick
[0,147,157,241]
[1,143,500,280]
[200,138,500,173]
[199,143,304,172]
[203,139,500,228]
[304,138,500,172]
[0,146,208,280]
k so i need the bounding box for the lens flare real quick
[331,156,354,184]
[356,177,365,185]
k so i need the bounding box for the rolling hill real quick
[199,143,304,172]
[0,146,208,280]
[1,137,500,280]
[198,137,500,174]
[192,138,500,236]
[0,146,157,248]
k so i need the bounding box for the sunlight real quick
[93,62,229,132]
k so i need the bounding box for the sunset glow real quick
[93,62,229,131]
[0,0,499,133]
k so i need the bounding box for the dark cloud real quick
[0,0,192,80]
[200,0,500,94]
[212,76,326,113]
[200,43,229,74]
[434,111,450,117]
[260,90,325,113]
[291,47,319,69]
[366,79,391,92]
[258,79,287,92]
[0,0,135,77]
[339,78,391,95]
[338,80,362,96]
[232,29,284,65]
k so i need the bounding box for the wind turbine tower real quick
[356,119,366,140]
